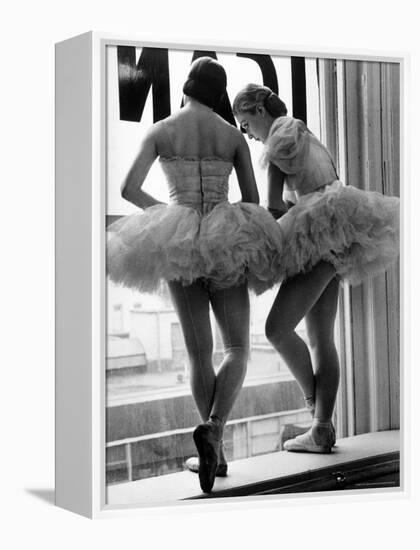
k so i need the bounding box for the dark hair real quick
[182,57,227,110]
[233,84,287,117]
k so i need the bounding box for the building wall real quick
[130,309,179,363]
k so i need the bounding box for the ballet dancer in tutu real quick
[233,84,399,453]
[107,60,283,491]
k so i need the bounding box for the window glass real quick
[105,47,322,487]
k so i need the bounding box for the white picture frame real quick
[55,31,406,518]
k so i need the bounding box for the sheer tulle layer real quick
[107,202,283,294]
[278,181,400,284]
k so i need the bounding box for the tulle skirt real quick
[277,181,400,284]
[107,201,283,294]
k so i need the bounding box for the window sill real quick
[106,430,400,507]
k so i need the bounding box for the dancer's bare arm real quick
[233,133,259,204]
[267,162,288,219]
[121,125,166,209]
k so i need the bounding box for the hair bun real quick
[182,77,195,95]
[182,57,227,109]
[233,84,288,118]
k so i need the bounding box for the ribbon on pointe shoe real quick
[303,399,337,447]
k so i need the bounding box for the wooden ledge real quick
[106,430,400,507]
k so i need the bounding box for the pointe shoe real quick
[283,428,334,454]
[304,398,337,447]
[193,422,222,493]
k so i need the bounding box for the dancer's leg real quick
[265,261,336,401]
[208,283,250,425]
[191,282,249,490]
[305,277,340,423]
[167,280,215,422]
[177,282,249,493]
[168,280,230,483]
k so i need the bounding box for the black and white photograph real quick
[4,0,420,547]
[103,42,401,507]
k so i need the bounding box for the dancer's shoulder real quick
[269,116,308,139]
[262,116,309,167]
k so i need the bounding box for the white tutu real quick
[277,181,400,284]
[107,201,283,294]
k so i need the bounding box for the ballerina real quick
[233,83,399,453]
[107,61,283,491]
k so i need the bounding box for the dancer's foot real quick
[284,422,335,454]
[185,443,228,477]
[304,397,336,447]
[193,420,223,493]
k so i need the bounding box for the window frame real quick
[55,32,405,518]
[318,58,401,437]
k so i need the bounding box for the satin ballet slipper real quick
[304,397,336,447]
[283,426,334,454]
